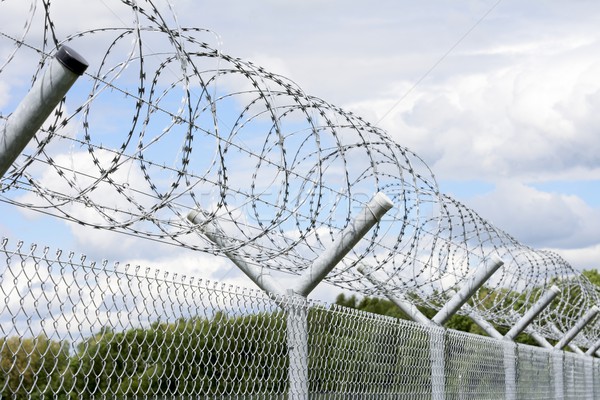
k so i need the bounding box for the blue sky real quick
[2,0,600,300]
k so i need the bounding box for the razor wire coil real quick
[0,0,599,341]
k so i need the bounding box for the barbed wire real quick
[1,0,599,341]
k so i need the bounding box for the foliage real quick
[1,312,288,399]
[72,312,288,397]
[0,335,72,399]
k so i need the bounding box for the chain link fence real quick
[1,238,598,399]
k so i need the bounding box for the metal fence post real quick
[187,209,285,297]
[503,341,517,400]
[554,351,564,400]
[287,291,309,400]
[526,328,554,349]
[585,357,594,400]
[0,46,88,178]
[431,256,504,326]
[554,306,600,351]
[188,192,393,400]
[504,285,561,341]
[430,325,446,400]
[295,192,393,297]
[550,324,585,355]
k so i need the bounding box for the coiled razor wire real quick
[1,0,599,343]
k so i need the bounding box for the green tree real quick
[71,312,288,398]
[0,335,72,399]
[583,269,600,286]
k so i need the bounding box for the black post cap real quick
[55,45,89,76]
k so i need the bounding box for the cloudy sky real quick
[188,0,600,268]
[2,0,600,299]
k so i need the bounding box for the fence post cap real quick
[56,45,88,75]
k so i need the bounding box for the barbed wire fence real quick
[1,0,600,398]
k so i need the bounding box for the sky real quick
[185,0,600,268]
[2,0,600,301]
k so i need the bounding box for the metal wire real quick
[0,238,597,399]
[1,0,600,374]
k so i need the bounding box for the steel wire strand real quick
[0,0,598,338]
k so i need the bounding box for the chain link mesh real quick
[515,344,554,399]
[1,238,599,399]
[2,1,600,398]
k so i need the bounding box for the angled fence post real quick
[358,266,432,326]
[361,256,503,400]
[504,285,561,341]
[466,310,503,339]
[187,209,286,297]
[585,338,600,357]
[431,256,504,326]
[526,328,554,349]
[550,324,585,355]
[554,306,600,351]
[188,192,393,400]
[295,192,393,297]
[1,46,88,178]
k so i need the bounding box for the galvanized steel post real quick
[554,306,600,351]
[0,46,88,178]
[432,256,504,326]
[188,192,393,400]
[503,341,517,400]
[286,291,309,400]
[357,266,432,326]
[430,325,446,400]
[550,324,584,355]
[295,192,393,297]
[504,285,561,341]
[554,351,564,400]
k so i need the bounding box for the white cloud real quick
[344,38,600,183]
[467,181,600,251]
[556,244,600,271]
